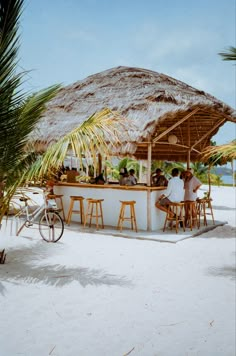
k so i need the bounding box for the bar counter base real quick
[54,182,166,231]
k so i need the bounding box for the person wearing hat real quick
[183,169,202,201]
[151,168,168,187]
[183,169,202,228]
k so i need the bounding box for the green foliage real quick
[218,46,236,62]
[0,0,60,220]
[151,161,185,178]
[25,109,127,182]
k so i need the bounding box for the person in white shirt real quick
[155,168,184,217]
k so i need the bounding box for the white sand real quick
[0,185,235,356]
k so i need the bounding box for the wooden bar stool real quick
[117,200,138,232]
[184,200,199,230]
[163,202,185,233]
[47,194,65,220]
[67,196,84,225]
[84,198,104,229]
[196,198,215,226]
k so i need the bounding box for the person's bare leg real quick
[155,201,175,217]
[155,201,168,213]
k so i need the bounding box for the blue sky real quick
[19,0,235,144]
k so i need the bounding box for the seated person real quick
[151,168,168,186]
[127,169,137,185]
[155,168,184,217]
[119,167,129,185]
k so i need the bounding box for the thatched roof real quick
[33,66,236,162]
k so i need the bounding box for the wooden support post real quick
[147,143,152,187]
[187,118,191,169]
[147,142,152,231]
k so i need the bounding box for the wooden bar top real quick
[55,182,166,192]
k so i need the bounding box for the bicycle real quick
[12,188,64,243]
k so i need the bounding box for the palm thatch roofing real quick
[33,66,236,162]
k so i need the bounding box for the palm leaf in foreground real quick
[0,0,61,222]
[25,108,132,181]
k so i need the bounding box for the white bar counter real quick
[54,182,166,231]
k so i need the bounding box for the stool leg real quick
[89,202,93,227]
[196,205,200,228]
[117,205,121,231]
[163,207,170,232]
[80,200,84,224]
[95,202,99,229]
[175,208,179,233]
[131,205,138,232]
[198,202,203,227]
[184,204,189,227]
[120,205,125,231]
[67,200,74,225]
[118,205,124,231]
[203,203,207,226]
[180,206,185,232]
[188,205,193,230]
[99,201,104,228]
[192,204,198,229]
[84,203,89,227]
[129,206,133,231]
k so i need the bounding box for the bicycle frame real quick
[18,201,46,226]
[9,187,64,242]
[13,189,57,234]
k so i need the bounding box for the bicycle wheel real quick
[39,211,64,242]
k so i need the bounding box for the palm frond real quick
[0,0,61,220]
[218,46,236,62]
[22,108,131,181]
[201,140,236,164]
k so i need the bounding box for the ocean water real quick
[221,175,234,185]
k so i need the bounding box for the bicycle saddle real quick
[19,197,29,202]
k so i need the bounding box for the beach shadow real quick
[0,242,132,295]
[197,225,236,239]
[207,265,236,280]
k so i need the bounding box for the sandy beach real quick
[0,185,235,356]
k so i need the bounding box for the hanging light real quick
[168,134,178,144]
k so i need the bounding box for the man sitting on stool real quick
[155,168,184,217]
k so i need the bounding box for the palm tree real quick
[202,140,236,188]
[217,45,236,187]
[0,0,60,222]
[202,140,236,164]
[218,46,236,61]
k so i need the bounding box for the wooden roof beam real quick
[191,118,226,149]
[151,141,201,153]
[153,107,200,143]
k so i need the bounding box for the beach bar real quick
[32,67,236,231]
[54,182,166,231]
